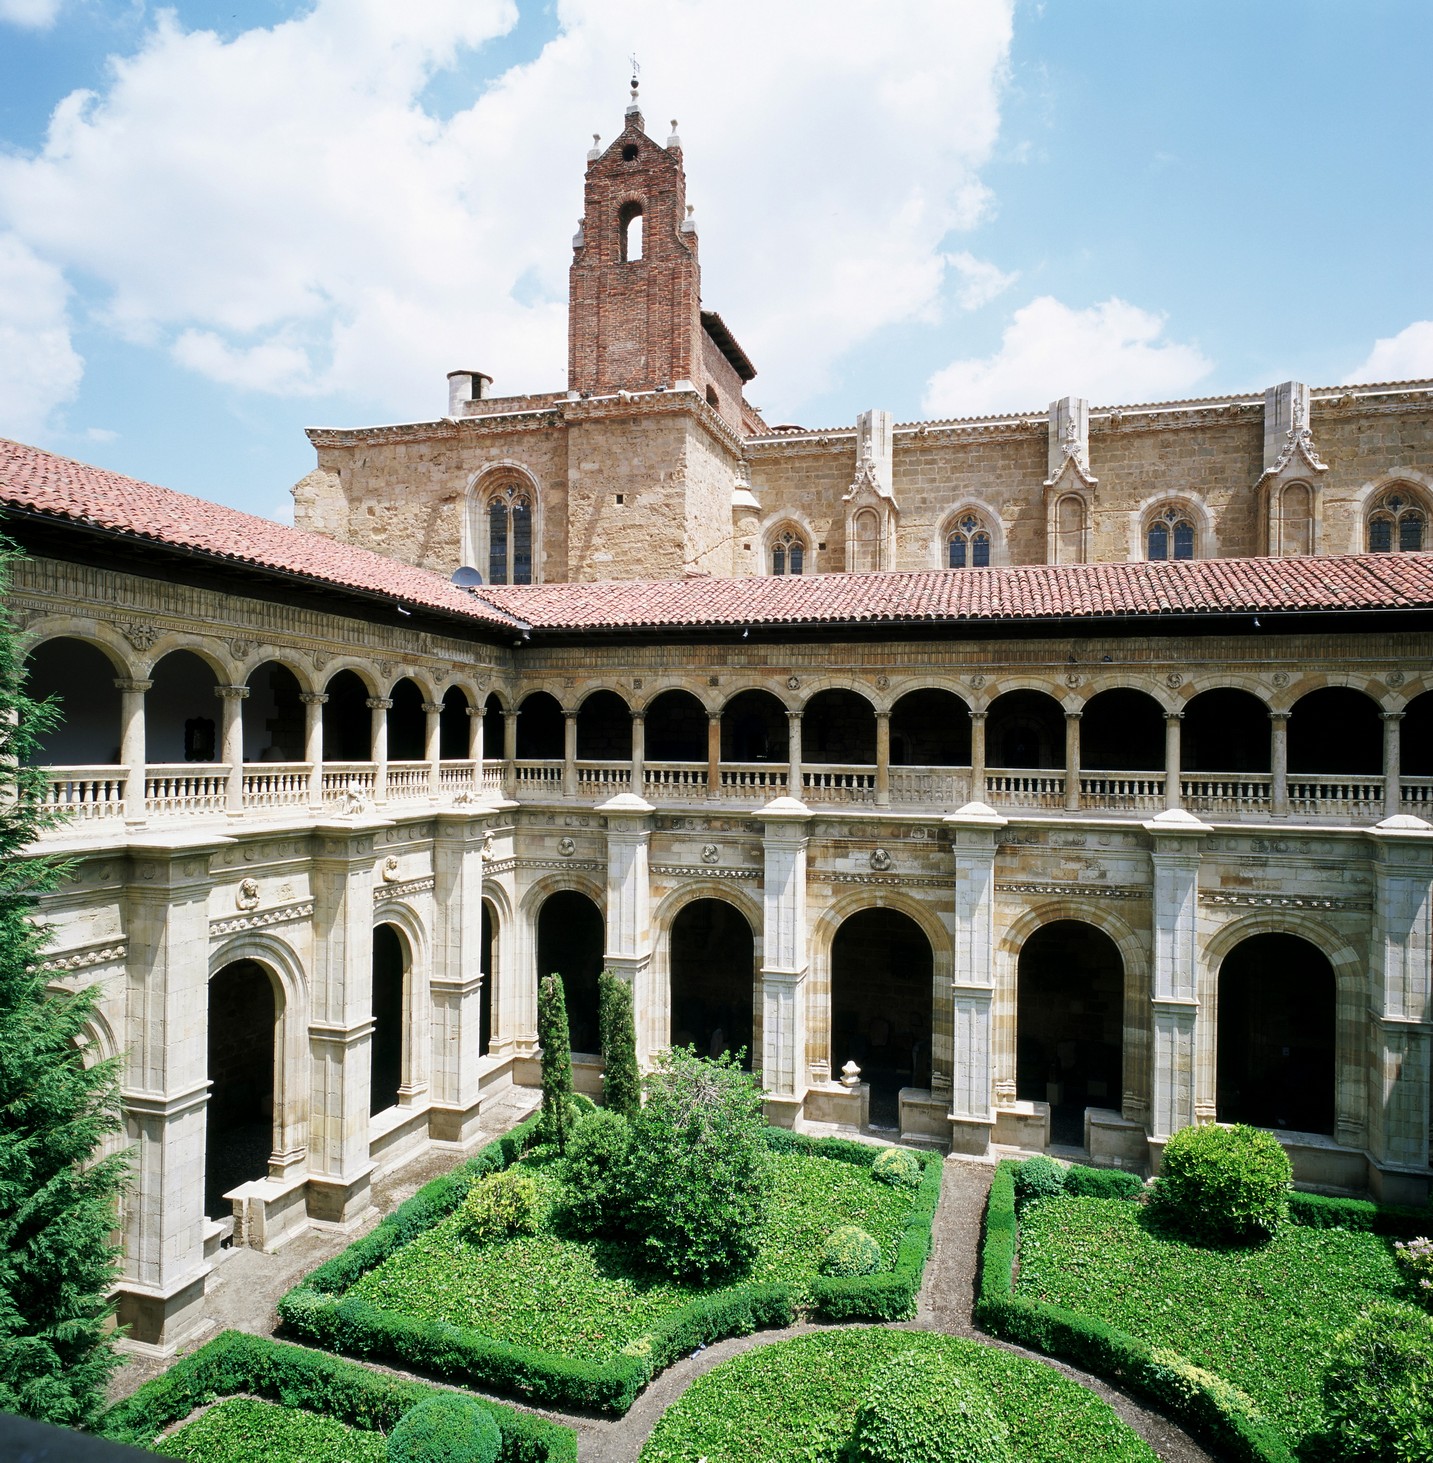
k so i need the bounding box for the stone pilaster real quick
[599,793,656,1060]
[760,796,811,1121]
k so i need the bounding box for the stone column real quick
[1270,711,1290,817]
[875,711,891,807]
[1145,809,1211,1142]
[786,711,803,800]
[1384,711,1405,820]
[563,709,578,798]
[706,714,722,798]
[423,701,443,800]
[761,796,812,1124]
[301,692,327,810]
[503,709,518,800]
[467,703,484,763]
[1164,712,1183,812]
[367,697,392,805]
[1064,710,1082,812]
[215,685,248,817]
[600,793,657,1060]
[630,713,645,796]
[944,803,1007,1154]
[969,710,987,803]
[116,677,152,826]
[1366,817,1433,1202]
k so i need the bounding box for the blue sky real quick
[0,0,1429,521]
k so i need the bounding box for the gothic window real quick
[619,201,644,263]
[947,513,991,569]
[771,528,807,576]
[1054,494,1087,565]
[1147,506,1196,561]
[1367,490,1425,554]
[850,508,880,574]
[486,483,534,585]
[1277,482,1313,556]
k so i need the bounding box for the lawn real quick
[638,1326,1158,1463]
[1014,1192,1406,1446]
[154,1397,385,1463]
[346,1146,917,1360]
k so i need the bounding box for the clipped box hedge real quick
[97,1329,576,1462]
[278,1119,942,1415]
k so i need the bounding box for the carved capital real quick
[365,697,394,711]
[214,685,250,701]
[420,702,444,715]
[113,678,152,694]
[299,692,329,706]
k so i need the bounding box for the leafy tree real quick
[597,970,640,1118]
[0,540,129,1427]
[623,1046,769,1282]
[536,974,574,1153]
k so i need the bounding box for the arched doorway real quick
[830,908,933,1129]
[22,637,123,765]
[669,899,755,1068]
[371,924,406,1115]
[479,899,496,1057]
[536,890,604,1056]
[1017,920,1124,1147]
[1217,933,1335,1135]
[205,959,276,1220]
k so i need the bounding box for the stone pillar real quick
[1145,809,1211,1142]
[306,825,380,1226]
[423,701,443,800]
[875,711,891,807]
[563,709,578,798]
[944,803,1007,1154]
[114,840,227,1352]
[1064,710,1082,812]
[969,710,987,803]
[215,685,248,817]
[116,677,151,826]
[707,714,722,798]
[600,793,657,1060]
[503,709,518,800]
[1164,712,1183,812]
[1270,711,1289,817]
[630,713,645,796]
[786,711,803,800]
[761,796,811,1124]
[467,703,484,763]
[367,697,392,805]
[1384,711,1404,820]
[301,692,327,810]
[1367,817,1433,1202]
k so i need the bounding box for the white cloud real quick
[946,251,1018,311]
[923,295,1212,417]
[0,0,1014,422]
[266,497,295,526]
[1346,321,1433,384]
[0,232,83,438]
[0,0,61,30]
[84,426,117,442]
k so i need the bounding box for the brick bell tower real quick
[567,80,703,396]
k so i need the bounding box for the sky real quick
[0,0,1430,523]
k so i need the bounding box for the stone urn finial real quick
[840,1060,862,1089]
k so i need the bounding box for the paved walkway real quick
[114,1129,1219,1463]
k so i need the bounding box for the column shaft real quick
[969,710,987,803]
[563,711,578,798]
[630,713,645,795]
[875,711,891,806]
[1064,711,1082,812]
[216,686,248,816]
[367,696,392,805]
[1384,711,1404,819]
[423,702,443,800]
[706,715,721,797]
[116,677,152,826]
[1270,711,1290,816]
[301,692,327,809]
[786,711,803,799]
[1164,712,1183,812]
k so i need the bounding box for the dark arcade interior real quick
[204,959,275,1220]
[536,889,604,1054]
[669,898,755,1068]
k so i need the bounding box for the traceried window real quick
[1147,506,1196,561]
[947,514,991,569]
[771,528,806,576]
[487,484,534,585]
[1367,490,1425,554]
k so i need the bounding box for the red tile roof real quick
[0,438,523,631]
[475,553,1433,631]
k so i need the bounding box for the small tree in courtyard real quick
[536,974,574,1153]
[598,970,640,1118]
[0,540,130,1427]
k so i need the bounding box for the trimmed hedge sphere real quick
[1013,1155,1066,1208]
[456,1167,541,1245]
[1154,1122,1290,1245]
[871,1147,923,1190]
[1321,1301,1433,1462]
[851,1349,1013,1463]
[387,1393,501,1463]
[820,1225,882,1277]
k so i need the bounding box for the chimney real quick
[446,370,493,415]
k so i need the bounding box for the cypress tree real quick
[597,970,640,1117]
[0,540,129,1427]
[536,974,574,1153]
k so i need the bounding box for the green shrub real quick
[1065,1164,1144,1200]
[1153,1123,1290,1245]
[820,1225,882,1277]
[623,1047,769,1283]
[850,1349,1013,1463]
[1289,1190,1430,1236]
[538,974,574,1153]
[1014,1155,1067,1208]
[456,1168,541,1245]
[387,1393,500,1463]
[598,971,641,1119]
[871,1147,923,1190]
[1321,1301,1433,1462]
[560,1109,631,1236]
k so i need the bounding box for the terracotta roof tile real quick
[0,438,523,631]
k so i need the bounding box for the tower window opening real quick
[621,144,639,162]
[619,202,644,262]
[706,385,719,409]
